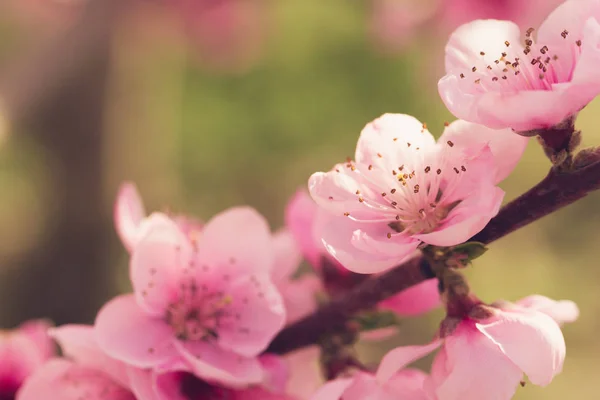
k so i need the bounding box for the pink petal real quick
[217,273,286,357]
[174,341,263,387]
[427,322,523,400]
[277,275,322,324]
[114,182,146,252]
[94,294,175,369]
[355,114,436,166]
[385,368,429,399]
[126,367,163,400]
[233,388,298,400]
[259,354,288,393]
[379,278,441,317]
[310,378,354,400]
[537,0,600,45]
[152,364,189,400]
[444,20,522,73]
[476,309,566,385]
[271,230,303,283]
[284,190,322,267]
[16,319,55,361]
[414,185,504,246]
[49,325,129,388]
[17,359,135,400]
[439,120,528,184]
[130,214,193,315]
[317,213,420,274]
[567,18,600,107]
[284,346,323,399]
[376,340,441,384]
[515,295,580,325]
[196,207,274,275]
[308,169,388,221]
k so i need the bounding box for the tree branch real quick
[268,158,600,354]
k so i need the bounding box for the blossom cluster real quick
[2,0,599,399]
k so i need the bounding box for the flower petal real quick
[17,359,135,400]
[174,341,263,387]
[385,368,429,399]
[378,278,441,317]
[439,120,528,184]
[428,322,523,400]
[271,230,303,283]
[130,213,193,315]
[355,114,436,166]
[259,354,289,393]
[49,325,129,388]
[476,309,566,385]
[127,367,163,400]
[317,213,419,274]
[285,346,323,399]
[376,340,441,384]
[94,294,175,369]
[537,0,600,45]
[285,190,322,267]
[196,207,274,275]
[277,275,322,324]
[217,273,286,357]
[414,185,504,246]
[310,378,354,400]
[114,182,146,252]
[515,295,580,325]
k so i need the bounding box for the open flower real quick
[17,325,140,400]
[114,182,202,252]
[0,320,55,400]
[95,207,286,386]
[439,0,600,132]
[370,294,577,400]
[311,342,440,400]
[308,114,526,274]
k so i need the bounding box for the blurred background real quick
[0,0,598,398]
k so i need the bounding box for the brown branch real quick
[268,157,600,354]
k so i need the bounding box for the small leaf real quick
[351,310,400,333]
[450,241,488,261]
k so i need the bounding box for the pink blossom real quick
[0,320,55,399]
[284,346,324,399]
[287,190,442,318]
[308,114,525,274]
[439,0,600,132]
[17,325,139,400]
[114,182,202,252]
[96,207,286,386]
[311,342,440,400]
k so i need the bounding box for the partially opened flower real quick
[439,0,600,132]
[308,114,526,274]
[370,294,577,400]
[95,207,286,386]
[311,342,440,400]
[0,319,55,399]
[17,325,140,400]
[114,182,202,252]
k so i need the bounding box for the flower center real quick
[389,201,454,235]
[166,283,232,342]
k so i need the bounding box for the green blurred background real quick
[0,0,598,398]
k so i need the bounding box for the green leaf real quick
[351,310,400,332]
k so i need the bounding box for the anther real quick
[561,30,569,38]
[425,166,431,173]
[390,189,397,194]
[540,45,548,54]
[501,52,507,58]
[492,77,499,81]
[454,167,460,174]
[460,73,465,79]
[377,153,383,158]
[387,233,392,239]
[436,169,442,175]
[355,190,360,195]
[414,184,420,193]
[526,27,535,37]
[368,164,373,170]
[461,165,466,172]
[576,40,582,46]
[480,51,485,55]
[344,212,350,217]
[504,41,510,47]
[447,140,454,147]
[525,39,533,46]
[381,192,387,197]
[358,197,364,203]
[472,66,477,72]
[391,201,398,206]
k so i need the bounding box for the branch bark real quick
[268,158,600,354]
